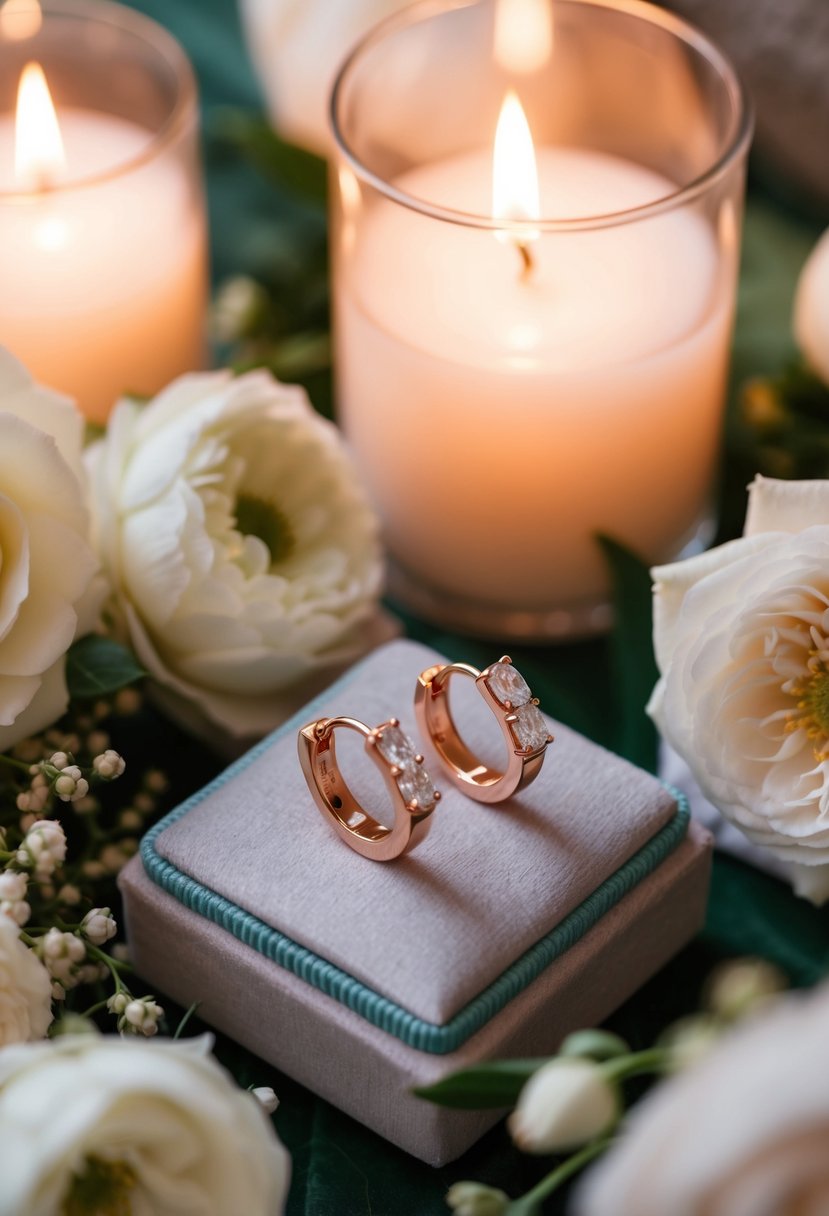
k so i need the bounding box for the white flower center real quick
[786,644,829,761]
[62,1156,137,1215]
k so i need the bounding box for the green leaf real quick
[212,109,328,208]
[597,535,659,772]
[413,1060,548,1110]
[65,636,146,700]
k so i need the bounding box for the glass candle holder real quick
[331,0,752,641]
[0,0,207,424]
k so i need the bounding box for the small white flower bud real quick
[114,688,141,715]
[252,1086,279,1115]
[73,795,100,816]
[54,768,90,803]
[0,872,28,902]
[133,792,155,814]
[508,1059,619,1154]
[145,770,168,794]
[82,859,106,880]
[107,992,128,1015]
[16,820,67,878]
[119,810,142,830]
[51,981,66,1001]
[93,699,112,720]
[121,996,164,1036]
[92,749,126,781]
[1,899,31,927]
[37,928,86,989]
[704,958,787,1022]
[81,907,117,946]
[660,1014,722,1071]
[57,884,82,906]
[99,844,127,874]
[48,752,71,771]
[86,731,109,755]
[446,1182,510,1216]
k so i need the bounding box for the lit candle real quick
[335,88,737,633]
[0,55,206,424]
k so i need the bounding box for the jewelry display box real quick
[120,639,712,1167]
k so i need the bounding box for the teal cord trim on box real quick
[142,679,690,1054]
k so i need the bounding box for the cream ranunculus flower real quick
[0,1033,289,1216]
[0,916,52,1046]
[0,349,99,751]
[87,369,384,737]
[648,475,829,905]
[238,0,409,154]
[575,984,829,1216]
[794,226,829,385]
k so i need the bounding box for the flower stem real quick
[507,1138,613,1214]
[0,753,34,774]
[603,1047,671,1083]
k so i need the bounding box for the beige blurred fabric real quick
[154,639,677,1024]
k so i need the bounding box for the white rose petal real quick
[575,985,829,1216]
[0,349,100,752]
[649,476,829,903]
[0,917,52,1046]
[87,370,383,738]
[0,1034,290,1215]
[239,0,409,155]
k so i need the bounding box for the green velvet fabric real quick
[121,1,829,1210]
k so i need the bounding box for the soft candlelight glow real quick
[493,90,540,273]
[494,0,553,74]
[15,61,64,190]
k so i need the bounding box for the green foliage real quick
[558,1030,630,1062]
[598,536,659,773]
[732,360,829,480]
[413,1060,548,1110]
[212,109,328,209]
[65,636,145,700]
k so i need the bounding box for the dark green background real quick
[122,2,829,1211]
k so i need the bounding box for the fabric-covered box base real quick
[120,640,712,1165]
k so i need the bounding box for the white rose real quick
[575,985,829,1216]
[239,0,408,154]
[0,349,99,751]
[0,1033,290,1215]
[648,475,829,905]
[0,916,52,1046]
[87,369,383,737]
[794,226,829,385]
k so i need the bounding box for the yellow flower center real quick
[62,1157,137,1216]
[234,494,295,566]
[786,654,829,761]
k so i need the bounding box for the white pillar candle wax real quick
[337,121,734,620]
[0,61,206,424]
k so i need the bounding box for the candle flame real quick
[15,61,65,190]
[493,90,540,259]
[494,0,553,74]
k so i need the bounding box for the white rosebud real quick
[446,1181,510,1216]
[81,907,117,947]
[37,928,86,989]
[92,749,126,781]
[16,820,66,879]
[508,1059,619,1154]
[121,996,164,1037]
[252,1086,279,1115]
[48,752,71,771]
[704,958,787,1022]
[54,766,90,803]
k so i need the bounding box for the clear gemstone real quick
[397,762,437,812]
[375,724,417,767]
[487,661,532,708]
[511,703,549,753]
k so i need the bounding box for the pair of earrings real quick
[298,657,553,861]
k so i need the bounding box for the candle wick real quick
[517,241,535,280]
